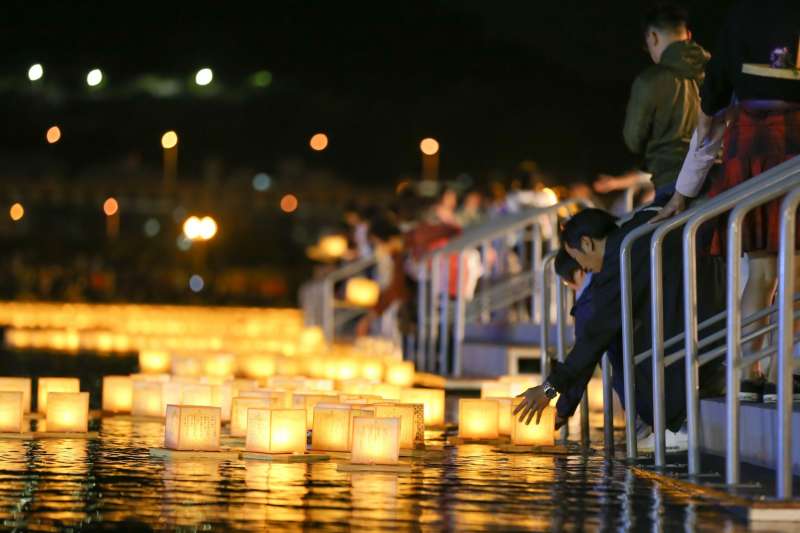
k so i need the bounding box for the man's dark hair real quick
[369,214,402,242]
[560,208,618,250]
[555,248,581,284]
[643,3,688,35]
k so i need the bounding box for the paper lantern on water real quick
[210,383,233,422]
[385,361,415,387]
[458,399,499,440]
[181,384,213,406]
[231,379,259,398]
[203,353,236,378]
[311,403,352,452]
[246,408,307,454]
[0,377,32,414]
[372,403,417,449]
[345,277,380,307]
[496,397,513,436]
[102,375,133,413]
[511,397,555,446]
[164,405,221,451]
[481,381,511,399]
[230,397,272,437]
[161,382,183,416]
[498,374,539,397]
[171,354,202,377]
[400,388,445,428]
[46,392,89,432]
[139,350,171,374]
[302,394,337,429]
[132,380,163,417]
[371,383,401,401]
[37,377,80,414]
[238,353,277,379]
[0,391,24,433]
[350,416,400,465]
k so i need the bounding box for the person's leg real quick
[765,252,800,383]
[741,252,778,380]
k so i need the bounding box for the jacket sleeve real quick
[555,363,595,418]
[623,74,658,155]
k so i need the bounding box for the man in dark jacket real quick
[623,4,710,197]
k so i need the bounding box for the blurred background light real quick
[420,137,440,155]
[9,203,24,221]
[251,70,273,88]
[309,133,328,151]
[143,218,161,237]
[252,173,271,192]
[103,197,118,216]
[189,274,204,292]
[176,235,192,251]
[183,216,202,240]
[161,130,178,149]
[28,63,43,81]
[86,68,103,87]
[46,126,61,144]
[280,194,298,213]
[198,216,217,240]
[195,68,213,86]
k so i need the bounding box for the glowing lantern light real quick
[311,403,368,452]
[302,394,337,429]
[371,383,401,401]
[399,388,445,428]
[309,133,328,151]
[0,391,24,433]
[102,375,133,413]
[203,353,235,378]
[28,63,44,81]
[139,350,171,374]
[164,405,221,451]
[385,361,415,387]
[0,377,32,413]
[86,68,103,87]
[246,408,307,454]
[37,377,80,414]
[195,68,213,86]
[458,399,499,440]
[161,130,178,149]
[46,126,61,144]
[420,137,440,156]
[360,359,384,382]
[230,397,271,437]
[280,194,298,213]
[345,277,380,308]
[239,354,276,379]
[350,416,401,465]
[587,376,605,413]
[103,197,119,216]
[181,383,213,406]
[496,397,513,436]
[132,380,163,417]
[498,375,540,397]
[319,235,348,259]
[46,392,89,432]
[210,382,233,422]
[372,403,417,449]
[481,381,511,399]
[171,354,202,377]
[511,397,555,446]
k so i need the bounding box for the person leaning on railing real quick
[652,0,800,400]
[514,208,726,449]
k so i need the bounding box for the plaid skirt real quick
[708,107,800,255]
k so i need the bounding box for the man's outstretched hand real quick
[513,386,551,426]
[649,192,687,224]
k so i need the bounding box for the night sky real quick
[2,0,736,187]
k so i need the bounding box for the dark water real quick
[0,417,764,532]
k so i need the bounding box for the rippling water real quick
[0,416,762,532]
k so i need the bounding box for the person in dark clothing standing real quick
[622,4,710,200]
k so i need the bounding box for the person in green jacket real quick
[622,3,710,200]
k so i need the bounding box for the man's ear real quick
[581,235,593,252]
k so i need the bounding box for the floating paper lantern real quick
[171,354,202,377]
[37,377,80,414]
[350,416,400,465]
[102,375,133,413]
[338,379,374,395]
[458,399,499,440]
[164,405,221,451]
[498,375,540,397]
[319,234,348,259]
[302,394,338,429]
[210,382,233,422]
[311,403,352,452]
[385,361,415,387]
[371,383,401,401]
[372,403,417,449]
[481,381,511,399]
[0,391,24,432]
[46,392,89,432]
[231,379,259,398]
[161,382,183,416]
[139,350,171,374]
[238,353,277,379]
[246,408,307,454]
[399,388,445,428]
[496,398,513,436]
[203,353,236,378]
[181,384,213,406]
[345,277,380,308]
[511,397,555,446]
[132,380,163,417]
[360,359,384,381]
[230,397,272,437]
[0,377,32,413]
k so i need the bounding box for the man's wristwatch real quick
[542,381,557,400]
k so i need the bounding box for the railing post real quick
[580,390,590,446]
[650,228,667,468]
[322,278,334,343]
[682,222,702,477]
[531,224,543,324]
[452,251,466,377]
[602,353,614,452]
[416,263,428,372]
[428,254,441,374]
[438,254,451,375]
[725,207,746,486]
[480,240,491,323]
[555,273,570,442]
[776,188,800,499]
[539,252,557,378]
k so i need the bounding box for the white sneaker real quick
[637,429,688,453]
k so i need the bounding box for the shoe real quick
[739,379,763,402]
[637,429,688,453]
[762,376,800,403]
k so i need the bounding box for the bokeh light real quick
[176,235,192,251]
[103,197,119,216]
[309,133,328,151]
[143,218,161,237]
[46,126,61,144]
[86,69,103,87]
[420,137,440,156]
[161,131,178,149]
[198,216,218,240]
[252,70,272,88]
[189,274,205,293]
[280,194,299,213]
[183,216,217,241]
[252,173,272,192]
[195,68,213,86]
[9,203,24,222]
[28,64,43,81]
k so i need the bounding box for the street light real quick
[195,68,213,86]
[420,137,440,181]
[420,137,439,156]
[182,215,217,241]
[9,203,24,222]
[309,133,328,151]
[28,64,43,81]
[161,131,178,192]
[86,69,103,87]
[46,126,61,144]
